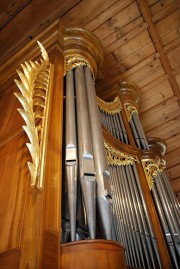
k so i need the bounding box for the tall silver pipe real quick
[128,165,152,268]
[162,172,180,223]
[116,166,137,266]
[118,112,129,144]
[85,66,112,239]
[152,184,179,269]
[65,70,78,241]
[121,166,143,267]
[156,173,180,236]
[114,114,124,142]
[75,66,96,239]
[132,112,149,150]
[130,119,141,148]
[125,165,146,268]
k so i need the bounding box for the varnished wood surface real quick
[61,240,127,269]
[0,248,20,269]
[0,133,29,253]
[0,0,178,197]
[41,49,64,269]
[0,44,64,268]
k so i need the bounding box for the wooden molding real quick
[64,27,104,77]
[102,126,142,158]
[0,248,20,269]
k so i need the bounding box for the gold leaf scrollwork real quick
[124,103,138,122]
[97,96,122,115]
[65,54,94,78]
[160,159,166,172]
[141,159,160,190]
[14,41,53,190]
[104,141,138,166]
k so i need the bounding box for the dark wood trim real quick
[0,248,20,269]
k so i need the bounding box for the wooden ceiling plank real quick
[167,46,180,70]
[140,80,174,113]
[102,56,160,85]
[137,0,180,102]
[169,177,180,195]
[140,96,180,130]
[146,115,180,140]
[140,74,170,92]
[61,0,117,27]
[6,0,31,16]
[85,0,134,31]
[0,0,31,29]
[167,166,180,180]
[113,30,152,61]
[164,147,180,168]
[166,134,180,153]
[156,10,179,38]
[147,0,159,7]
[152,0,180,23]
[164,37,180,53]
[104,22,148,56]
[100,53,118,73]
[124,59,164,86]
[0,12,10,27]
[0,0,80,65]
[101,16,144,48]
[115,42,155,70]
[150,0,176,15]
[0,0,14,12]
[113,53,158,82]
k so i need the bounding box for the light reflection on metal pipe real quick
[75,66,96,239]
[85,66,112,239]
[65,70,78,241]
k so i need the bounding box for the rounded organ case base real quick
[61,239,127,269]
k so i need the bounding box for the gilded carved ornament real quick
[14,41,53,190]
[104,141,138,166]
[160,159,166,172]
[141,159,161,190]
[124,103,138,122]
[97,96,122,115]
[65,54,94,78]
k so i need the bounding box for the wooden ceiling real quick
[0,0,179,197]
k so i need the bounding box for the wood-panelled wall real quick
[0,47,64,269]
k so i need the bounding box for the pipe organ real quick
[0,21,179,269]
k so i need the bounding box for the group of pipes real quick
[62,65,113,242]
[99,108,180,268]
[99,110,129,144]
[61,65,180,269]
[129,111,180,268]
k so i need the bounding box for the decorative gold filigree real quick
[104,141,138,166]
[14,41,53,190]
[65,54,94,77]
[124,103,138,122]
[141,159,160,190]
[159,159,166,172]
[97,96,122,115]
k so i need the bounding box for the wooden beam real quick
[137,0,180,103]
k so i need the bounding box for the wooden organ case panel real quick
[0,21,64,269]
[0,18,179,269]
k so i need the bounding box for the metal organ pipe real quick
[85,66,112,239]
[64,64,113,241]
[65,70,78,241]
[152,172,180,268]
[75,66,96,239]
[130,112,149,150]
